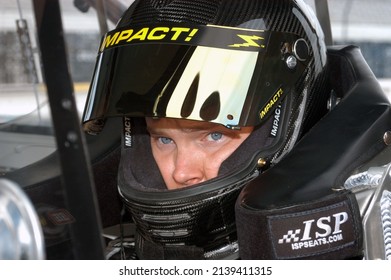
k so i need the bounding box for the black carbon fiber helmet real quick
[82,0,330,259]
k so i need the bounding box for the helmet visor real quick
[82,24,308,132]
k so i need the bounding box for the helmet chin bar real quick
[119,170,259,260]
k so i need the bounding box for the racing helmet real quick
[82,0,330,259]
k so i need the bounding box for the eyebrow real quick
[146,120,225,134]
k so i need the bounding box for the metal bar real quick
[314,0,333,45]
[32,0,105,259]
[95,0,109,37]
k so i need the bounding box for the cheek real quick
[202,150,230,179]
[203,162,220,179]
[158,161,175,184]
[203,139,246,177]
[150,143,175,182]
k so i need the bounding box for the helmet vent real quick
[200,91,221,121]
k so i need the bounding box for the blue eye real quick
[210,132,223,141]
[159,137,172,144]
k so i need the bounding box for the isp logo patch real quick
[268,201,358,259]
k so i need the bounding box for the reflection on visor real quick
[159,46,258,126]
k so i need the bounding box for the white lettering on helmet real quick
[124,117,133,148]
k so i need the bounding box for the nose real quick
[171,147,204,189]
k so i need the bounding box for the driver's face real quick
[146,117,253,190]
